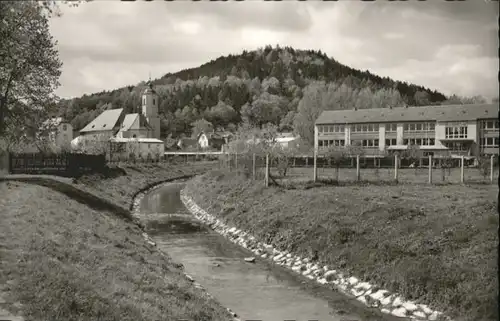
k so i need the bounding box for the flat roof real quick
[315,103,498,125]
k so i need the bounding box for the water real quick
[139,183,401,321]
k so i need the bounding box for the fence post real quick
[8,152,12,174]
[428,155,432,184]
[460,156,465,183]
[235,152,238,169]
[252,153,256,180]
[356,155,360,181]
[490,155,494,183]
[313,149,317,182]
[265,154,269,187]
[394,154,399,182]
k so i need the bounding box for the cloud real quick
[49,1,499,100]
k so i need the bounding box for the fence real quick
[8,152,106,177]
[219,152,499,186]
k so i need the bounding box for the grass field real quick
[0,180,232,321]
[186,170,499,321]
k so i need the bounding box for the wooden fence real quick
[8,152,106,177]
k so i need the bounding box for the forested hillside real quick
[57,45,479,146]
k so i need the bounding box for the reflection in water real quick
[139,183,395,321]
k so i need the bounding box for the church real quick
[71,81,165,160]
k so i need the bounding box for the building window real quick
[480,120,499,131]
[480,137,499,148]
[445,125,468,138]
[153,99,155,105]
[444,142,468,151]
[385,123,397,132]
[62,124,67,131]
[320,124,345,133]
[319,139,345,148]
[351,123,378,133]
[360,139,379,148]
[404,122,435,132]
[385,139,397,146]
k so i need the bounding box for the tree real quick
[0,1,64,137]
[293,81,327,146]
[402,142,422,175]
[477,154,492,180]
[323,145,346,182]
[441,94,487,105]
[190,118,213,138]
[279,110,296,132]
[414,91,430,106]
[240,92,284,127]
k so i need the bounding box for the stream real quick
[138,182,402,321]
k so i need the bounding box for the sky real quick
[49,0,499,101]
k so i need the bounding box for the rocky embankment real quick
[180,187,450,321]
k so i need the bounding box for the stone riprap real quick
[180,187,451,321]
[131,183,241,321]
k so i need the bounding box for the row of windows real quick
[321,121,438,133]
[351,139,380,147]
[480,137,499,147]
[385,124,397,132]
[403,138,435,146]
[318,125,345,133]
[385,139,397,146]
[351,124,379,132]
[480,120,499,130]
[443,142,469,151]
[445,126,468,139]
[321,138,438,148]
[318,139,345,147]
[320,121,500,135]
[403,122,435,132]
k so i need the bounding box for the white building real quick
[314,103,499,158]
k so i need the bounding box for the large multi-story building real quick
[314,103,499,158]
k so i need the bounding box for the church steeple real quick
[141,73,161,139]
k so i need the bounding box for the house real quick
[275,132,300,149]
[197,131,229,150]
[40,117,74,148]
[71,81,163,157]
[314,103,499,159]
[109,137,164,160]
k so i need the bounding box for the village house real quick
[197,131,233,151]
[314,103,499,160]
[71,81,164,159]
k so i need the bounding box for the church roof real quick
[119,113,153,132]
[80,108,124,133]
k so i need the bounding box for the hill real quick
[56,45,454,145]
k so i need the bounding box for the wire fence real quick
[218,153,499,186]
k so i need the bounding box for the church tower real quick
[141,80,161,140]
